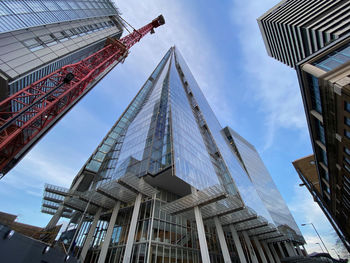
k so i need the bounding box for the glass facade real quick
[315,118,326,145]
[223,127,303,241]
[86,49,172,181]
[0,0,123,101]
[313,43,350,72]
[93,48,220,190]
[307,74,322,114]
[43,47,305,263]
[8,36,112,95]
[0,0,119,33]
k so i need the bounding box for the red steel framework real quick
[0,15,165,177]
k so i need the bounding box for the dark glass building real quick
[42,47,305,263]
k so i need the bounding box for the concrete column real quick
[242,231,258,263]
[80,208,102,261]
[291,243,299,256]
[214,216,231,263]
[277,242,286,258]
[269,243,281,263]
[302,245,308,256]
[229,225,247,263]
[296,245,303,256]
[252,236,267,263]
[284,241,296,257]
[122,194,142,263]
[302,63,326,78]
[146,194,157,263]
[98,201,121,263]
[194,206,211,263]
[261,241,275,263]
[45,205,64,229]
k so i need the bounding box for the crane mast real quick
[0,15,165,177]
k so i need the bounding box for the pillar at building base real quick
[122,194,142,263]
[252,236,267,263]
[45,205,64,229]
[302,245,308,256]
[98,201,120,263]
[97,201,120,263]
[214,216,231,263]
[296,245,303,256]
[242,231,258,263]
[284,241,296,257]
[194,206,211,263]
[229,225,247,263]
[80,208,102,261]
[261,240,275,263]
[269,243,281,263]
[277,242,286,258]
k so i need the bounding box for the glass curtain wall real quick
[0,0,119,33]
[223,127,303,241]
[174,48,274,224]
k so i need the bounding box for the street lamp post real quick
[331,248,340,259]
[301,223,330,254]
[315,243,324,253]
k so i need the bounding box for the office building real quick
[257,0,350,68]
[292,35,350,252]
[0,0,123,101]
[41,47,305,263]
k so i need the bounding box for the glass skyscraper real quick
[0,0,123,100]
[42,47,305,263]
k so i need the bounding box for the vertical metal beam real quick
[214,216,231,263]
[242,231,258,263]
[277,242,286,258]
[80,208,102,261]
[261,241,275,263]
[252,236,267,263]
[146,194,157,263]
[229,225,247,263]
[194,206,211,263]
[122,194,142,263]
[98,201,121,263]
[269,243,281,263]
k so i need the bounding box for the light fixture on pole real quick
[315,242,324,253]
[331,248,340,259]
[301,223,330,254]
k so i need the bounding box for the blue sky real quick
[0,0,349,258]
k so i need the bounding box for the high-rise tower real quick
[258,0,350,252]
[257,0,350,68]
[0,0,123,100]
[42,47,305,262]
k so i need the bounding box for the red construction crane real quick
[0,15,165,177]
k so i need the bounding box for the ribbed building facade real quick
[257,0,350,68]
[41,47,305,263]
[0,0,123,100]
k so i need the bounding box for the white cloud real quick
[230,0,308,150]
